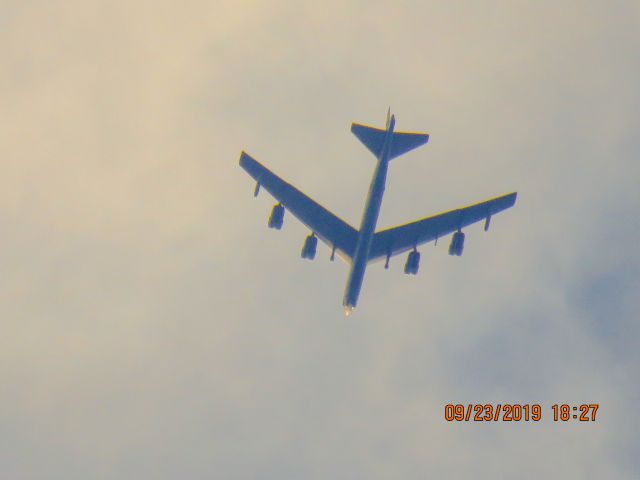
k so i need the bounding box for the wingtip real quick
[503,191,518,208]
[239,150,253,166]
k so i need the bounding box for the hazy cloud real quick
[1,1,638,479]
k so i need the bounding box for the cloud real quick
[0,1,638,479]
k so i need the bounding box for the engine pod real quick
[404,250,420,274]
[301,234,318,259]
[268,204,284,229]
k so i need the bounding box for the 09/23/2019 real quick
[444,404,599,422]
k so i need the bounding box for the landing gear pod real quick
[268,203,284,229]
[301,233,318,260]
[404,249,420,275]
[448,231,465,256]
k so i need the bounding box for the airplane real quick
[239,110,517,316]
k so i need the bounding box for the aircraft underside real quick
[239,111,517,315]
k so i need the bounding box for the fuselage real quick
[343,115,396,315]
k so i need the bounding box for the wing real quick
[239,151,358,261]
[368,192,517,262]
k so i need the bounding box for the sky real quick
[1,1,639,479]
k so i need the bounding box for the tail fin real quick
[351,123,429,160]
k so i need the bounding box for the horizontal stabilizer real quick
[351,123,429,160]
[388,131,429,160]
[351,123,386,157]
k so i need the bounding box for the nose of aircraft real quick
[344,305,354,316]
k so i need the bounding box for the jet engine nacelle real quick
[404,250,420,275]
[449,231,465,256]
[268,203,284,229]
[301,233,318,260]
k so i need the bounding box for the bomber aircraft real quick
[239,110,517,315]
